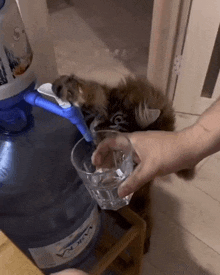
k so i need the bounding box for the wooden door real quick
[173,0,220,115]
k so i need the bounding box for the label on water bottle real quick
[28,206,99,269]
[0,0,33,85]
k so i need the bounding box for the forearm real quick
[179,97,220,166]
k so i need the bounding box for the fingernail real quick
[91,153,101,166]
[118,186,128,198]
[95,155,101,166]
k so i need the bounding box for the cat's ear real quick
[135,101,161,129]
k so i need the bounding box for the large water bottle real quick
[0,1,101,274]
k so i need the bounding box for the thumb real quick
[118,163,157,198]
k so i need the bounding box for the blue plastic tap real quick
[24,84,93,142]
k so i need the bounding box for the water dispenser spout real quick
[24,84,93,142]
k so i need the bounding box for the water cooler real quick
[0,0,101,274]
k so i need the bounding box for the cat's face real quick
[87,87,162,133]
[90,97,141,133]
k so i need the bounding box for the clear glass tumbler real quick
[71,130,134,210]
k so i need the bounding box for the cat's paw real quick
[52,75,80,103]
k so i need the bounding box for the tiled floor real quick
[47,1,220,274]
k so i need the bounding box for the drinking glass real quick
[71,130,134,210]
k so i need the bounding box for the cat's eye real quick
[113,116,123,123]
[110,112,128,126]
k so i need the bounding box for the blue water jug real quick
[0,0,101,274]
[0,89,101,275]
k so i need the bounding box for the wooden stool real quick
[90,206,147,275]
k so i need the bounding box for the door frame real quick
[147,0,192,100]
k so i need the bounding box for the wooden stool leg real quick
[91,207,147,275]
[91,226,139,275]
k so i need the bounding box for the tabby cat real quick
[52,74,195,253]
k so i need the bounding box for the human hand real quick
[51,268,89,275]
[92,128,201,197]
